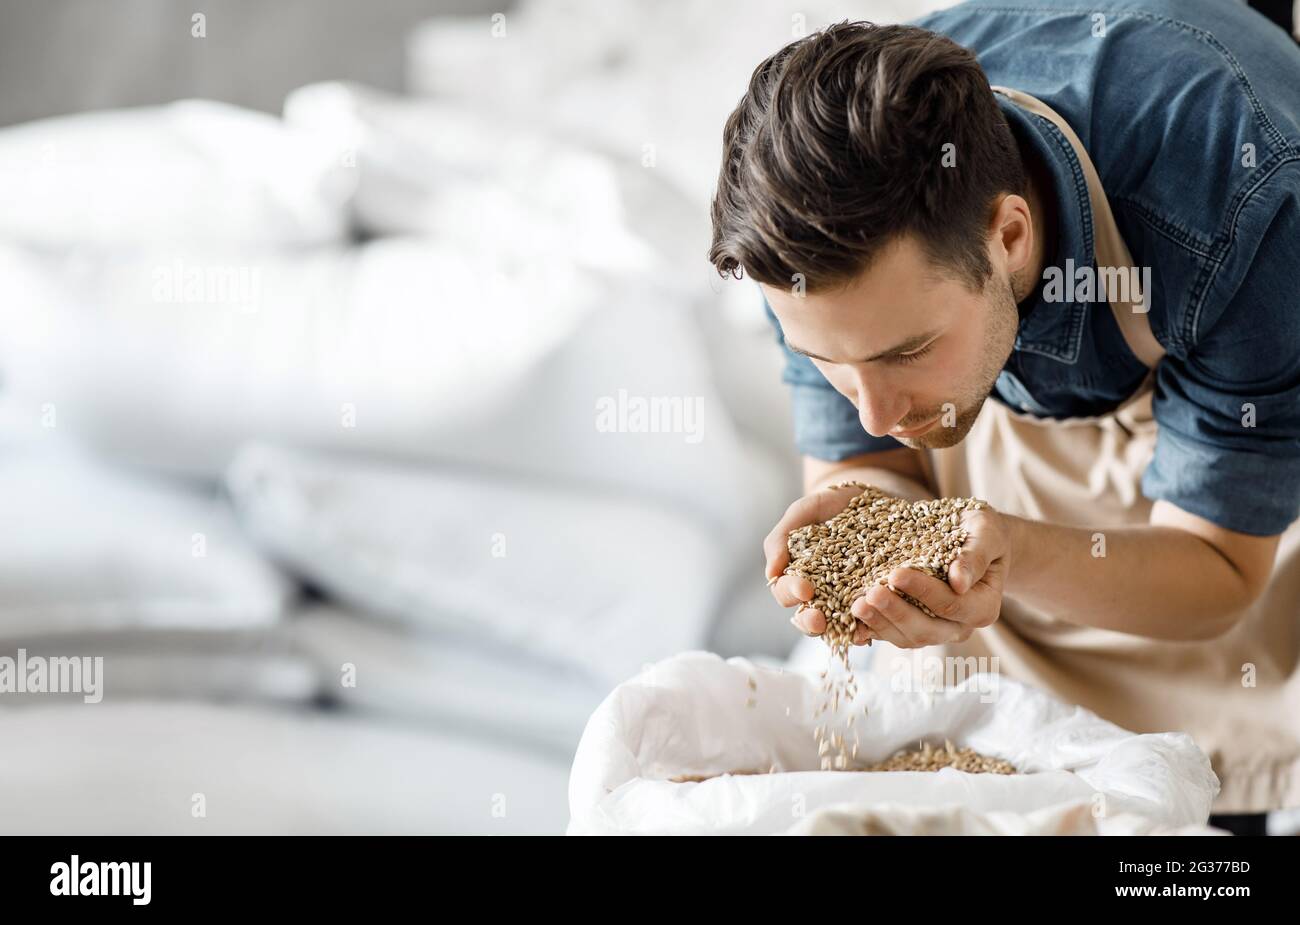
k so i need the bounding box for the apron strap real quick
[991,86,1166,372]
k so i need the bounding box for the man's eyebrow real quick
[785,330,941,364]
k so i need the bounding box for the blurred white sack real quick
[227,445,730,687]
[0,446,293,637]
[0,239,592,466]
[0,236,781,543]
[0,100,354,251]
[282,81,705,278]
[567,652,1220,835]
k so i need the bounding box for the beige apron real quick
[865,87,1300,813]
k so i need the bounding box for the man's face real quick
[761,235,1020,450]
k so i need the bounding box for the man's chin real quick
[902,428,964,450]
[894,402,985,450]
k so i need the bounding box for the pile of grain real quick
[668,740,1018,782]
[782,481,989,770]
[863,740,1018,774]
[669,770,766,783]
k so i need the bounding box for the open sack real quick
[568,652,1220,835]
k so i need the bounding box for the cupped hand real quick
[765,488,1010,649]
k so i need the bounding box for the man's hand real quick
[764,482,881,645]
[851,505,1011,648]
[766,489,1012,648]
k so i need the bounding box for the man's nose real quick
[851,368,908,438]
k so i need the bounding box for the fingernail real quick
[789,615,805,634]
[956,565,971,591]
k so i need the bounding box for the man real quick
[709,0,1300,825]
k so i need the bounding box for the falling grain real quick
[785,481,988,771]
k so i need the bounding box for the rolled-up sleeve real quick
[1143,188,1300,537]
[761,293,902,461]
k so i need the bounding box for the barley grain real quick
[861,743,1018,774]
[783,481,989,771]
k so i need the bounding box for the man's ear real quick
[989,193,1034,276]
[988,193,1036,301]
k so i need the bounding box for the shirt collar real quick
[996,92,1094,365]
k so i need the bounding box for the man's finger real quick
[762,531,791,578]
[791,605,827,636]
[854,599,913,648]
[862,584,967,646]
[949,510,997,592]
[771,573,813,608]
[975,554,1009,594]
[887,567,963,621]
[762,493,825,574]
[851,623,875,646]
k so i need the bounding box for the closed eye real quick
[893,343,935,365]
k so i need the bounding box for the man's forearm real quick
[804,467,1250,641]
[1004,514,1255,640]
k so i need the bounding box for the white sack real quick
[0,447,293,637]
[227,446,733,687]
[568,652,1219,834]
[282,81,703,278]
[0,238,782,543]
[0,101,353,251]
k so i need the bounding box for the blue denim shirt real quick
[763,0,1300,536]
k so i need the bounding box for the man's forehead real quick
[761,273,901,332]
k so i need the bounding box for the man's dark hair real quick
[709,21,1026,293]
